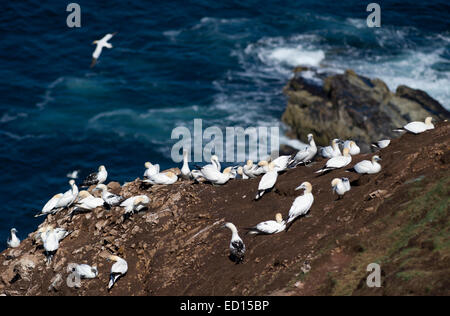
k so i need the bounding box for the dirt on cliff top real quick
[1,123,449,296]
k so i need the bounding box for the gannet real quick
[91,32,117,68]
[143,171,178,185]
[108,255,128,290]
[316,148,352,173]
[223,223,245,264]
[331,178,351,199]
[35,193,63,217]
[120,195,150,215]
[73,264,98,279]
[42,227,60,264]
[181,150,192,180]
[94,184,123,208]
[197,166,233,185]
[286,182,314,227]
[201,155,221,171]
[143,162,160,179]
[66,170,80,179]
[7,228,20,248]
[343,140,360,155]
[289,133,317,167]
[394,117,434,134]
[351,155,382,174]
[271,155,291,172]
[255,163,278,200]
[245,213,286,235]
[74,191,105,212]
[371,139,391,149]
[242,160,257,178]
[237,166,249,179]
[253,160,269,176]
[82,165,107,188]
[320,139,342,158]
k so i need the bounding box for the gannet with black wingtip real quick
[271,155,291,172]
[286,182,314,226]
[94,184,123,208]
[198,166,233,185]
[245,213,286,235]
[35,193,63,217]
[371,139,391,149]
[120,195,150,215]
[72,264,98,279]
[91,32,117,68]
[42,227,60,265]
[82,165,107,188]
[7,228,20,248]
[108,255,128,290]
[289,133,317,167]
[223,223,245,264]
[237,166,249,180]
[352,155,382,174]
[316,148,352,173]
[343,140,360,156]
[143,171,178,185]
[320,139,342,158]
[394,117,434,134]
[143,162,160,179]
[255,162,278,200]
[331,178,351,199]
[180,150,192,180]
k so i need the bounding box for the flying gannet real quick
[255,162,278,200]
[245,213,286,235]
[72,264,98,279]
[223,223,245,264]
[144,162,160,179]
[320,139,342,158]
[289,133,317,167]
[143,171,178,185]
[286,182,314,228]
[371,139,391,149]
[394,117,434,134]
[197,166,233,185]
[331,178,351,199]
[343,140,360,156]
[351,155,382,174]
[82,165,108,188]
[94,184,123,208]
[66,170,80,179]
[120,195,150,216]
[91,32,117,68]
[7,228,20,248]
[108,255,128,290]
[316,148,352,173]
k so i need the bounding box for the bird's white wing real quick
[404,122,426,134]
[92,45,103,59]
[326,156,348,169]
[354,160,372,173]
[102,33,115,42]
[258,171,277,191]
[42,194,62,214]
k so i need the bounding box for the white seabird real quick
[108,255,128,290]
[197,166,233,185]
[73,191,105,214]
[202,155,221,171]
[320,139,342,158]
[371,139,391,149]
[143,162,160,179]
[181,150,191,180]
[271,155,291,172]
[72,264,98,279]
[351,155,382,174]
[66,170,80,179]
[343,140,360,155]
[316,148,352,173]
[7,228,20,248]
[394,117,434,134]
[243,160,258,178]
[120,195,150,215]
[245,213,286,235]
[91,32,117,68]
[237,166,249,180]
[331,178,351,199]
[253,160,269,176]
[223,223,245,264]
[41,227,61,264]
[289,133,317,167]
[255,163,278,200]
[35,193,63,217]
[143,171,178,185]
[82,165,108,188]
[94,184,123,208]
[286,182,314,227]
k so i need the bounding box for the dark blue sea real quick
[0,0,449,249]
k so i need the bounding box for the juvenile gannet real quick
[351,155,382,174]
[394,117,434,134]
[371,139,391,149]
[197,166,233,185]
[320,139,342,158]
[120,195,150,215]
[343,140,360,155]
[66,170,80,179]
[223,223,245,264]
[73,264,98,279]
[180,150,192,180]
[143,162,160,179]
[286,182,314,227]
[108,255,128,290]
[289,133,317,167]
[237,166,249,180]
[94,184,123,208]
[271,155,291,172]
[35,193,63,217]
[91,32,117,68]
[331,178,351,199]
[255,163,278,200]
[143,171,178,185]
[245,213,286,235]
[82,165,108,188]
[316,148,352,173]
[7,228,20,248]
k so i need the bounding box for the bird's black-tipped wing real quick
[82,172,99,187]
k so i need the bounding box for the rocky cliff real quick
[282,69,449,151]
[1,123,449,296]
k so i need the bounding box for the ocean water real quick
[0,0,449,249]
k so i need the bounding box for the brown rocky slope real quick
[0,123,449,296]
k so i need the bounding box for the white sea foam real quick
[36,77,64,109]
